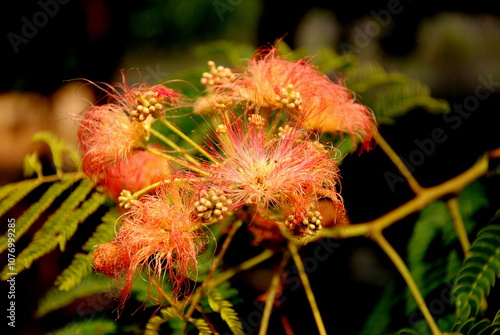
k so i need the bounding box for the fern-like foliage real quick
[344,60,450,124]
[191,318,213,335]
[359,283,399,335]
[54,207,120,291]
[0,178,44,225]
[55,253,94,292]
[34,207,121,323]
[0,178,106,279]
[451,313,500,335]
[405,181,488,315]
[31,130,82,173]
[167,318,187,335]
[80,207,120,253]
[23,152,44,178]
[311,46,450,126]
[144,306,214,335]
[452,223,500,322]
[46,318,117,335]
[208,289,244,335]
[0,176,79,257]
[36,274,113,319]
[144,306,182,335]
[0,179,44,252]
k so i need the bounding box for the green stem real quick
[149,276,182,313]
[446,197,470,255]
[149,128,202,166]
[446,198,487,313]
[371,230,442,335]
[209,249,275,288]
[39,171,85,184]
[212,220,243,270]
[129,177,193,200]
[185,220,243,318]
[259,250,290,335]
[145,146,210,176]
[377,133,423,194]
[288,241,327,335]
[157,117,218,164]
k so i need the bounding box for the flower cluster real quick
[79,47,377,306]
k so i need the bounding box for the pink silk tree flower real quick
[93,241,130,279]
[78,104,148,179]
[117,83,181,122]
[212,48,378,151]
[91,71,182,122]
[93,182,207,307]
[201,116,346,240]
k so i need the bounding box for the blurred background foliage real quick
[1,1,500,334]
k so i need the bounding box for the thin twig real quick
[209,249,275,288]
[287,241,327,335]
[259,250,291,335]
[128,177,193,200]
[149,276,182,312]
[150,127,202,166]
[371,230,442,335]
[446,197,470,255]
[157,117,218,164]
[377,133,424,194]
[185,220,243,318]
[145,146,210,176]
[318,155,489,240]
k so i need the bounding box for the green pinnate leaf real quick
[144,307,181,335]
[23,152,43,178]
[31,131,82,174]
[0,177,74,257]
[0,179,105,279]
[208,290,244,335]
[191,318,212,335]
[46,318,117,335]
[452,224,500,321]
[36,274,112,319]
[0,178,43,223]
[55,253,93,292]
[56,207,119,292]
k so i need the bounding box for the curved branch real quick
[318,155,489,240]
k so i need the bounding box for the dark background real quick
[1,1,500,334]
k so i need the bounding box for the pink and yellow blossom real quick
[211,48,377,151]
[78,104,148,179]
[93,182,206,305]
[201,117,346,239]
[94,71,182,121]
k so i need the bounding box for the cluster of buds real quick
[248,113,266,129]
[118,189,139,209]
[194,187,233,221]
[272,84,303,111]
[201,61,236,86]
[284,204,324,238]
[277,125,294,139]
[130,90,165,121]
